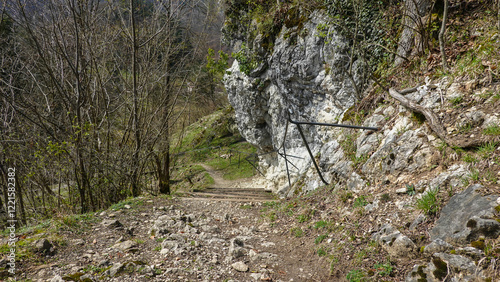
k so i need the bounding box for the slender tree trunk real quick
[158,136,171,194]
[14,172,26,225]
[439,0,449,72]
[131,0,141,197]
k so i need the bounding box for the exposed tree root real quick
[388,88,495,148]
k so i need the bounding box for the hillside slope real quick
[222,0,500,281]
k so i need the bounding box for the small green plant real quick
[291,227,304,238]
[380,193,391,202]
[416,187,439,215]
[485,170,498,184]
[340,190,354,203]
[477,142,498,159]
[110,199,143,211]
[314,220,329,229]
[240,204,253,209]
[317,247,328,256]
[353,196,368,208]
[297,214,310,223]
[438,141,448,156]
[315,234,328,245]
[154,246,161,252]
[459,123,473,133]
[263,201,279,208]
[330,256,340,275]
[462,153,477,163]
[483,124,500,136]
[373,262,393,276]
[447,185,454,197]
[492,93,500,102]
[316,23,329,38]
[346,269,365,282]
[267,212,276,222]
[468,168,480,182]
[339,132,366,168]
[231,42,260,75]
[354,249,368,264]
[406,184,416,196]
[484,241,494,256]
[461,176,470,187]
[449,96,463,106]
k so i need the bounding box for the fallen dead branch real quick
[388,87,494,148]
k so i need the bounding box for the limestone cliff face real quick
[223,8,500,202]
[224,10,367,194]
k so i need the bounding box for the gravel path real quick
[28,169,330,281]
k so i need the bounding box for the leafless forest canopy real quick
[0,0,228,222]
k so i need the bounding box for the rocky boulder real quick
[429,184,500,244]
[371,224,417,259]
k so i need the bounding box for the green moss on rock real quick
[432,257,448,280]
[471,239,485,250]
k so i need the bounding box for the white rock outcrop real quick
[224,11,367,194]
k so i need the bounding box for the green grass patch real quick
[449,96,463,106]
[353,196,368,208]
[206,143,257,180]
[484,169,498,184]
[314,220,329,229]
[315,234,328,245]
[57,213,98,232]
[110,198,144,211]
[172,107,258,184]
[462,153,477,163]
[290,227,304,238]
[297,214,310,223]
[483,124,500,136]
[468,168,480,182]
[477,142,498,159]
[373,262,393,277]
[317,246,328,256]
[346,269,366,282]
[416,188,440,215]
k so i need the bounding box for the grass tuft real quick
[483,124,500,136]
[416,187,440,215]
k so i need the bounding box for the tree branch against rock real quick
[388,87,496,148]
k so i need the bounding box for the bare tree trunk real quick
[439,0,449,72]
[14,171,26,225]
[395,0,431,66]
[131,0,141,197]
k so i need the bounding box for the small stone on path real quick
[231,261,249,272]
